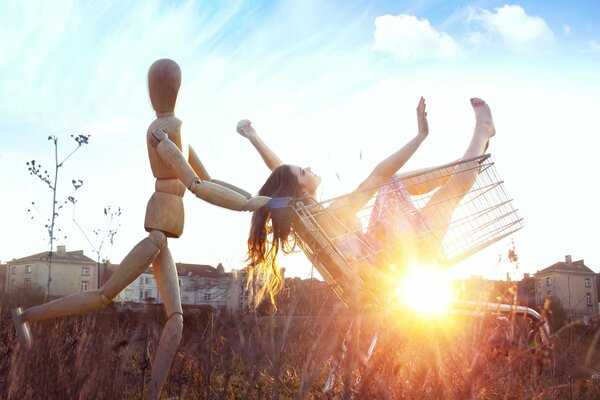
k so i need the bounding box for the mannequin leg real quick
[13,231,166,348]
[420,98,495,241]
[147,245,184,400]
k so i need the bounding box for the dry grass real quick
[1,299,600,399]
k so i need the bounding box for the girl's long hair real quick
[246,165,305,307]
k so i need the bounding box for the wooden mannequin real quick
[12,59,269,399]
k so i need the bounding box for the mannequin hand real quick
[243,195,271,211]
[416,97,429,139]
[152,128,168,141]
[149,128,168,148]
[236,119,257,140]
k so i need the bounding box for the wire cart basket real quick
[291,154,522,305]
[284,154,549,395]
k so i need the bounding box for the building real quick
[114,262,250,313]
[534,255,598,320]
[516,273,536,307]
[115,269,158,303]
[5,245,98,300]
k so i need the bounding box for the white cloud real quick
[563,24,571,37]
[581,40,600,54]
[468,5,554,52]
[464,31,490,47]
[373,14,462,62]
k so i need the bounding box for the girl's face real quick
[291,165,321,196]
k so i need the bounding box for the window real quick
[24,278,31,290]
[139,289,152,300]
[587,294,593,306]
[203,292,212,301]
[139,276,152,285]
[11,266,16,275]
[10,279,15,288]
[25,265,32,274]
[585,278,591,288]
[81,267,90,276]
[546,277,552,286]
[81,280,89,292]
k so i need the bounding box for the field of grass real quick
[1,298,600,399]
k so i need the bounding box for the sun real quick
[395,263,454,316]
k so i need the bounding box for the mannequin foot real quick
[470,97,495,140]
[11,307,32,350]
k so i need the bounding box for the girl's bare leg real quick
[420,98,495,241]
[148,245,184,400]
[13,231,166,348]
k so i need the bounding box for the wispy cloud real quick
[373,14,462,62]
[467,5,555,52]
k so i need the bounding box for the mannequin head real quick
[148,59,181,114]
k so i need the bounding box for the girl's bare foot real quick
[470,97,495,140]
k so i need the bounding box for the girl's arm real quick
[237,119,283,171]
[328,97,429,217]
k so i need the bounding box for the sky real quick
[1,0,599,282]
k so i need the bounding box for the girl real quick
[238,98,495,305]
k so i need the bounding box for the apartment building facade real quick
[4,245,98,299]
[534,255,598,320]
[114,262,250,312]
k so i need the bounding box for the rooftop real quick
[536,255,594,275]
[8,245,95,265]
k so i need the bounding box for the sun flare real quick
[395,264,454,316]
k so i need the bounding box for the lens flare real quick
[395,264,454,316]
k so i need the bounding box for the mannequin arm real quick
[210,179,252,199]
[188,145,211,181]
[237,119,283,171]
[151,129,197,188]
[190,180,269,211]
[151,129,268,211]
[189,145,252,198]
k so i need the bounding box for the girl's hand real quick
[416,97,429,139]
[236,119,257,140]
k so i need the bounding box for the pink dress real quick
[337,175,433,267]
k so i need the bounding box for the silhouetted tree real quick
[26,134,90,301]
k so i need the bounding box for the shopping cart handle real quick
[267,196,292,209]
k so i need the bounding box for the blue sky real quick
[1,0,599,280]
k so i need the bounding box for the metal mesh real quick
[291,154,523,306]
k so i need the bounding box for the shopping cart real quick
[279,154,549,395]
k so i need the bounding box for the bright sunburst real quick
[395,263,454,316]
